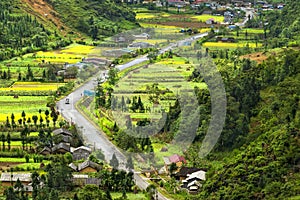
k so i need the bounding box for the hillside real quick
[0,0,138,61]
[196,49,300,199]
[43,0,138,39]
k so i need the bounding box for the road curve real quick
[57,32,209,200]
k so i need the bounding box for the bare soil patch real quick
[240,52,268,64]
[21,0,71,35]
[0,162,24,171]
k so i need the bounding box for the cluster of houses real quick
[142,153,207,194]
[0,128,103,194]
[163,154,207,194]
[0,172,101,194]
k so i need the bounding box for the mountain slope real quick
[43,0,138,39]
[0,0,138,61]
[20,0,72,35]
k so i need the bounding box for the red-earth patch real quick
[240,52,268,64]
[20,0,76,36]
[0,162,24,171]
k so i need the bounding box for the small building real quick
[224,11,233,23]
[163,154,186,173]
[77,160,102,173]
[141,168,157,178]
[52,142,70,154]
[52,128,73,137]
[71,146,92,161]
[83,58,110,66]
[216,37,235,43]
[174,167,203,181]
[167,0,186,7]
[132,33,150,40]
[39,146,52,155]
[69,163,78,171]
[0,173,32,186]
[181,170,206,194]
[72,174,89,186]
[206,18,215,25]
[128,42,153,48]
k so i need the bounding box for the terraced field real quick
[112,57,207,128]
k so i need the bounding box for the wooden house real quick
[0,173,32,187]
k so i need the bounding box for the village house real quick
[71,174,101,187]
[70,146,92,160]
[52,128,73,137]
[39,146,52,155]
[52,128,73,144]
[163,154,186,173]
[132,32,150,40]
[167,0,187,7]
[69,160,102,173]
[128,42,154,48]
[224,11,234,23]
[0,173,32,187]
[174,167,204,181]
[181,170,206,194]
[51,142,70,154]
[216,37,235,43]
[83,57,110,66]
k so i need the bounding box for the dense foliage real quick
[0,0,68,61]
[247,0,300,48]
[45,0,138,40]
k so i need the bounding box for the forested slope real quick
[0,0,70,61]
[194,49,300,199]
[0,0,137,61]
[44,0,138,39]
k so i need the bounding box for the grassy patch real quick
[111,192,147,200]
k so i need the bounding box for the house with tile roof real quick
[0,173,32,186]
[163,154,186,174]
[181,170,206,194]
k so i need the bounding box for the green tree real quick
[110,153,119,169]
[7,133,11,151]
[1,133,5,151]
[77,185,105,200]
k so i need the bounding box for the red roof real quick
[169,154,186,164]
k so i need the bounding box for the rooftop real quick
[0,173,32,182]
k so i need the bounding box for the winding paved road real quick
[57,32,209,200]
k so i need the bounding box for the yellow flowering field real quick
[136,13,156,19]
[60,44,94,54]
[191,15,224,22]
[0,82,65,91]
[202,42,262,48]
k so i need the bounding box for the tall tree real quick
[110,153,119,169]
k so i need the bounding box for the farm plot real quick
[0,96,49,123]
[191,14,224,23]
[112,57,207,128]
[0,82,64,91]
[202,41,262,48]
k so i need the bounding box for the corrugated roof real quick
[78,160,101,171]
[0,173,32,182]
[52,128,73,137]
[186,170,206,181]
[71,146,92,153]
